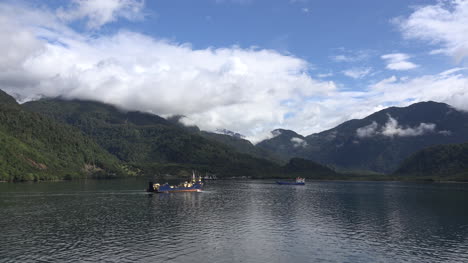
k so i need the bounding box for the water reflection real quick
[0,179,467,262]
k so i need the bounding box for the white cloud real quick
[291,137,307,148]
[439,67,467,76]
[343,67,372,79]
[57,0,144,29]
[331,55,350,62]
[317,72,333,78]
[0,18,44,72]
[257,66,468,141]
[381,116,436,137]
[367,71,468,111]
[1,1,468,144]
[356,116,436,138]
[248,129,282,144]
[0,2,338,143]
[397,0,468,62]
[271,130,282,137]
[381,53,418,70]
[301,8,310,13]
[178,116,197,127]
[330,50,372,63]
[356,122,378,138]
[439,130,452,136]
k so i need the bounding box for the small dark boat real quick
[276,177,305,185]
[147,172,203,193]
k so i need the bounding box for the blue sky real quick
[1,0,468,141]
[61,0,453,83]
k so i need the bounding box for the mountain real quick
[395,143,468,180]
[257,101,468,173]
[215,129,245,139]
[282,158,337,178]
[18,94,468,180]
[23,98,282,178]
[0,91,123,181]
[166,115,282,162]
[256,129,307,161]
[0,90,18,106]
[199,131,284,163]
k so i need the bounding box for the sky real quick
[1,0,468,142]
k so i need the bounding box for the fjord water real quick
[1,180,468,263]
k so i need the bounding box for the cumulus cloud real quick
[367,72,468,112]
[381,116,436,137]
[343,67,372,79]
[178,115,197,127]
[381,53,418,70]
[0,2,338,142]
[356,116,436,138]
[291,137,308,148]
[248,129,283,144]
[57,0,144,29]
[1,1,468,144]
[397,0,468,62]
[356,122,378,138]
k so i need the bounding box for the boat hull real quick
[147,183,203,193]
[156,188,202,193]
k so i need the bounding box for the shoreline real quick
[2,176,468,184]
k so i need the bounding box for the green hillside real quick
[394,143,468,180]
[23,98,283,178]
[0,92,123,181]
[8,92,468,182]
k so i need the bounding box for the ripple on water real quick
[1,180,468,262]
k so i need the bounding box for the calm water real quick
[1,179,468,263]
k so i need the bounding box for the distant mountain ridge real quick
[199,131,283,163]
[5,88,468,180]
[257,101,468,173]
[23,97,339,179]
